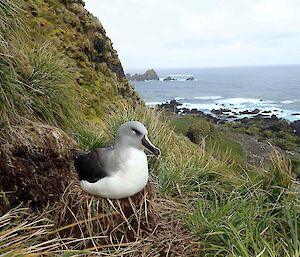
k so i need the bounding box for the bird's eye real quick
[132,128,141,135]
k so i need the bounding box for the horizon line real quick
[124,63,300,71]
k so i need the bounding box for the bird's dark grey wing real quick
[74,147,112,183]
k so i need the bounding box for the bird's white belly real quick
[80,149,149,199]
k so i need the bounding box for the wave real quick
[280,99,300,104]
[180,103,218,111]
[145,102,161,106]
[175,97,185,101]
[216,98,267,105]
[193,96,223,100]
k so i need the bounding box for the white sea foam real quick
[145,102,161,107]
[281,100,294,104]
[193,96,223,100]
[216,98,263,105]
[180,103,218,111]
[146,96,299,122]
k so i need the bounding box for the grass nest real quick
[55,181,159,248]
[52,181,200,256]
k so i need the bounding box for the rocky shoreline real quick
[156,99,300,138]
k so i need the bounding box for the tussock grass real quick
[0,0,80,133]
[0,0,22,48]
[0,42,78,130]
[187,149,300,256]
[188,188,300,256]
[0,207,61,256]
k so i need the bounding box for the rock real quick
[270,114,279,120]
[292,113,300,116]
[212,108,232,115]
[157,99,182,114]
[127,69,159,81]
[186,77,195,81]
[190,108,201,114]
[227,115,237,119]
[239,109,260,115]
[179,108,190,115]
[290,120,300,136]
[163,76,176,81]
[253,114,269,119]
[262,110,272,114]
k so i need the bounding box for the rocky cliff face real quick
[25,0,140,115]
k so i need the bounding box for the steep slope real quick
[0,0,141,212]
[25,0,140,118]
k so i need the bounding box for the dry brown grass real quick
[55,181,157,246]
[51,186,200,256]
[0,185,200,256]
[0,120,77,214]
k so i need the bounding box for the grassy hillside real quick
[1,0,300,256]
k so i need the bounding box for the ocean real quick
[128,65,300,122]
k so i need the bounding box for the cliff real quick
[24,0,140,118]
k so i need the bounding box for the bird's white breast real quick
[80,148,149,199]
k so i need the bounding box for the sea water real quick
[128,65,300,122]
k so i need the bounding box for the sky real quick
[84,0,300,70]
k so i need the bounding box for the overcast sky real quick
[84,0,300,70]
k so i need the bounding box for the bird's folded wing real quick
[74,147,113,183]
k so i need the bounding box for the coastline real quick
[146,98,300,123]
[154,99,300,139]
[130,66,300,123]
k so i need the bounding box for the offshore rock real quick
[163,76,177,81]
[127,69,159,81]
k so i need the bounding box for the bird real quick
[74,121,161,199]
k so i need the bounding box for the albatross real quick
[74,121,161,199]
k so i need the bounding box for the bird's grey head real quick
[115,121,161,157]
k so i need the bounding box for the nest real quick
[53,182,201,256]
[55,180,158,249]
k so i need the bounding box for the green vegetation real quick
[87,106,300,256]
[1,0,300,256]
[226,118,300,151]
[169,115,245,169]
